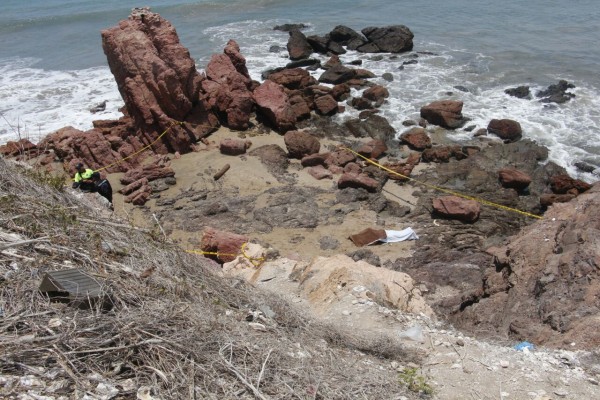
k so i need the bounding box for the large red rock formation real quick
[101,9,219,154]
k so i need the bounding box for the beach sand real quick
[110,126,421,264]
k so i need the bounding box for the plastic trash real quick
[514,341,535,351]
[398,325,424,342]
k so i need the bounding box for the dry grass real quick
[0,157,421,399]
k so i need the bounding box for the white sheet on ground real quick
[380,227,418,243]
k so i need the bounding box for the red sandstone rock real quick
[487,119,522,142]
[314,95,339,116]
[498,168,532,190]
[362,85,389,104]
[200,227,249,263]
[126,184,152,205]
[343,162,362,175]
[420,100,465,129]
[253,80,297,132]
[540,193,577,207]
[39,126,134,173]
[284,131,321,159]
[119,178,149,196]
[400,127,431,150]
[325,149,356,167]
[422,146,466,163]
[0,139,37,157]
[301,153,329,167]
[307,165,333,180]
[219,139,251,156]
[120,164,175,185]
[267,68,317,90]
[204,43,254,130]
[432,195,481,223]
[337,173,379,192]
[101,10,218,152]
[356,139,387,159]
[549,174,592,194]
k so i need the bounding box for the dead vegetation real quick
[0,157,421,399]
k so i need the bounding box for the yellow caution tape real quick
[186,242,265,267]
[344,147,543,220]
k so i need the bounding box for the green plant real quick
[24,168,68,192]
[399,367,434,396]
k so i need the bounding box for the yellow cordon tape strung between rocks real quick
[186,243,265,267]
[344,147,543,220]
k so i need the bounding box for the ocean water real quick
[1,0,599,181]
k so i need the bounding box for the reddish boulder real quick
[0,139,37,157]
[301,153,329,167]
[422,146,466,163]
[356,139,387,159]
[125,183,152,205]
[400,127,431,150]
[39,126,134,173]
[220,139,251,156]
[267,68,317,90]
[284,130,320,159]
[200,227,249,263]
[326,149,356,167]
[287,29,313,60]
[101,10,218,153]
[204,41,254,130]
[498,168,532,190]
[362,85,389,105]
[119,177,149,196]
[120,164,175,185]
[223,39,250,79]
[331,83,351,101]
[432,195,481,223]
[314,95,339,116]
[338,173,380,192]
[487,119,522,142]
[288,92,312,120]
[540,193,577,207]
[350,97,374,110]
[307,165,333,180]
[383,162,415,182]
[253,80,297,132]
[549,174,592,194]
[420,100,465,129]
[318,65,356,85]
[343,162,362,174]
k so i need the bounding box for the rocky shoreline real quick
[2,5,599,373]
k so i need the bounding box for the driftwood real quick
[213,164,230,181]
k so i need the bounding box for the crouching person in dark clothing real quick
[91,172,113,208]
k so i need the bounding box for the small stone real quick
[500,360,510,368]
[553,390,568,397]
[391,361,399,369]
[500,392,509,398]
[588,377,599,385]
[342,310,351,316]
[456,338,465,346]
[248,322,267,331]
[451,363,461,369]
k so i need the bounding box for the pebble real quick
[248,322,267,331]
[456,338,465,347]
[342,310,351,316]
[500,360,510,368]
[553,389,568,397]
